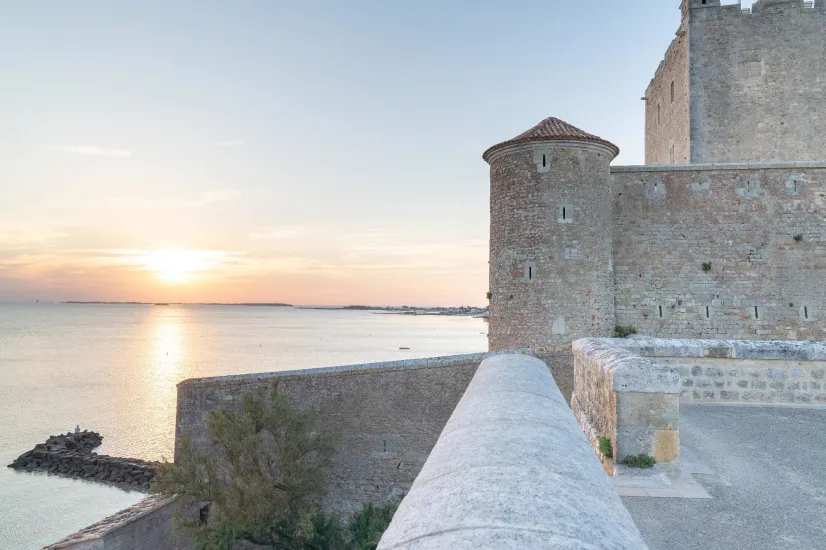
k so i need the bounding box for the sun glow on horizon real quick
[140,250,224,282]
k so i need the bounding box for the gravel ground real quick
[622,404,826,550]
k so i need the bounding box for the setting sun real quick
[141,250,221,282]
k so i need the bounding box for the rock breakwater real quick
[7,431,158,491]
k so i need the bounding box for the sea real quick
[0,303,488,549]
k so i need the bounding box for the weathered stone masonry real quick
[485,119,618,352]
[647,0,826,164]
[645,2,690,166]
[487,1,826,353]
[175,350,573,519]
[612,162,826,341]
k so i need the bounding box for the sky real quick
[0,1,697,306]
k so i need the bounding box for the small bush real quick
[597,436,613,459]
[702,262,712,272]
[614,325,637,338]
[348,503,397,550]
[619,454,656,469]
[486,291,492,300]
[794,234,804,242]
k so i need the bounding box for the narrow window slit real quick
[658,305,663,318]
[754,306,759,320]
[706,306,710,318]
[804,306,809,320]
[542,154,547,167]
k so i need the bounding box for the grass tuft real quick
[597,436,613,459]
[619,454,656,469]
[614,325,637,338]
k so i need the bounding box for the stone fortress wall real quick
[175,348,573,519]
[176,355,480,518]
[612,162,826,341]
[489,0,826,351]
[645,3,690,165]
[647,0,826,165]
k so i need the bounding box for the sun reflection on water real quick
[143,308,188,459]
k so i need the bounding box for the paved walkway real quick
[621,404,826,550]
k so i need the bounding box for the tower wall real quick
[645,7,690,165]
[487,142,616,351]
[688,0,826,163]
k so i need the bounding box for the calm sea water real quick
[0,303,488,549]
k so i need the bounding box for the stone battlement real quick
[649,0,826,164]
[685,0,823,16]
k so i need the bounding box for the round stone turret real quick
[484,117,619,351]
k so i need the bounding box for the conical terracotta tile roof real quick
[483,117,619,161]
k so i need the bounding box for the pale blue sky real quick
[0,1,692,305]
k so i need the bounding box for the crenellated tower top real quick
[647,0,826,165]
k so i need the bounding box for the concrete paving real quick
[621,404,826,550]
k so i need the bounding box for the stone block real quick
[616,392,679,430]
[766,368,788,380]
[653,430,680,463]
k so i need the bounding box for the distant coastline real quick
[63,301,293,307]
[301,305,488,318]
[59,302,488,317]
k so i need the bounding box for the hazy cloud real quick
[217,139,247,147]
[48,144,132,157]
[248,226,307,240]
[105,189,241,210]
[185,189,242,207]
[0,222,69,248]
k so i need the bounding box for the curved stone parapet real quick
[378,354,648,550]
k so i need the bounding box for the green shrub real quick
[348,503,397,550]
[614,325,637,338]
[152,381,337,549]
[597,436,613,459]
[794,234,804,242]
[486,291,492,300]
[702,262,712,272]
[307,511,348,549]
[619,454,656,469]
